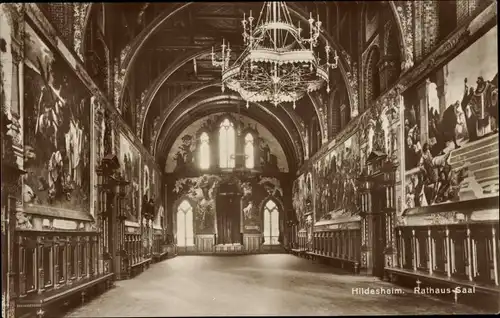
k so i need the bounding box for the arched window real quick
[263,200,280,245]
[219,118,235,168]
[199,132,210,170]
[176,200,194,247]
[244,133,255,169]
[143,166,150,200]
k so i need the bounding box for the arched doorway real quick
[263,200,280,245]
[176,200,194,247]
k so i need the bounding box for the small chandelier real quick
[211,2,339,109]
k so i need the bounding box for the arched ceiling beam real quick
[387,1,412,70]
[279,106,307,161]
[122,2,353,140]
[156,97,299,173]
[138,47,219,139]
[150,82,303,163]
[119,3,192,110]
[155,92,303,170]
[81,3,96,59]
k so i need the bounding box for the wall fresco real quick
[23,23,91,214]
[313,135,361,222]
[292,172,312,229]
[119,133,140,221]
[404,26,498,208]
[173,174,283,235]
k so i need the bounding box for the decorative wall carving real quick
[396,1,414,71]
[23,22,91,214]
[72,3,90,61]
[345,63,359,118]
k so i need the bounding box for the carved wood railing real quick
[152,233,163,255]
[312,229,361,263]
[396,223,500,287]
[124,233,142,267]
[16,230,99,298]
[297,231,307,250]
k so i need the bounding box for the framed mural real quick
[23,22,91,214]
[119,133,141,221]
[404,26,498,209]
[313,135,361,222]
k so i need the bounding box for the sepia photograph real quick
[0,1,498,317]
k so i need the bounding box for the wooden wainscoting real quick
[196,235,215,253]
[15,230,113,318]
[243,234,262,253]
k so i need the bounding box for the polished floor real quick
[66,254,483,316]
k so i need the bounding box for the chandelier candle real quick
[211,1,339,108]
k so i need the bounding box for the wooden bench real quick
[130,258,152,278]
[386,267,500,310]
[16,273,114,318]
[152,251,169,263]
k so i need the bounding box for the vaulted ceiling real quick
[101,1,377,173]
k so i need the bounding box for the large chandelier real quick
[211,2,339,109]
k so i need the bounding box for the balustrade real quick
[152,233,163,255]
[16,230,100,298]
[297,231,307,250]
[124,233,142,267]
[395,224,500,287]
[311,229,361,262]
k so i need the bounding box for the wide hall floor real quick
[66,254,482,316]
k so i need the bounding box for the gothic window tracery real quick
[199,132,210,170]
[176,200,194,247]
[244,133,255,169]
[263,200,280,245]
[219,119,235,168]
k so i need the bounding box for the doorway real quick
[216,193,241,244]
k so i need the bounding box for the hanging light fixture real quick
[211,2,339,109]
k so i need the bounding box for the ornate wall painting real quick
[172,174,284,235]
[23,23,91,214]
[404,26,498,209]
[165,112,288,173]
[173,175,219,235]
[292,174,305,228]
[119,133,141,221]
[313,135,361,223]
[242,177,284,233]
[292,172,312,229]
